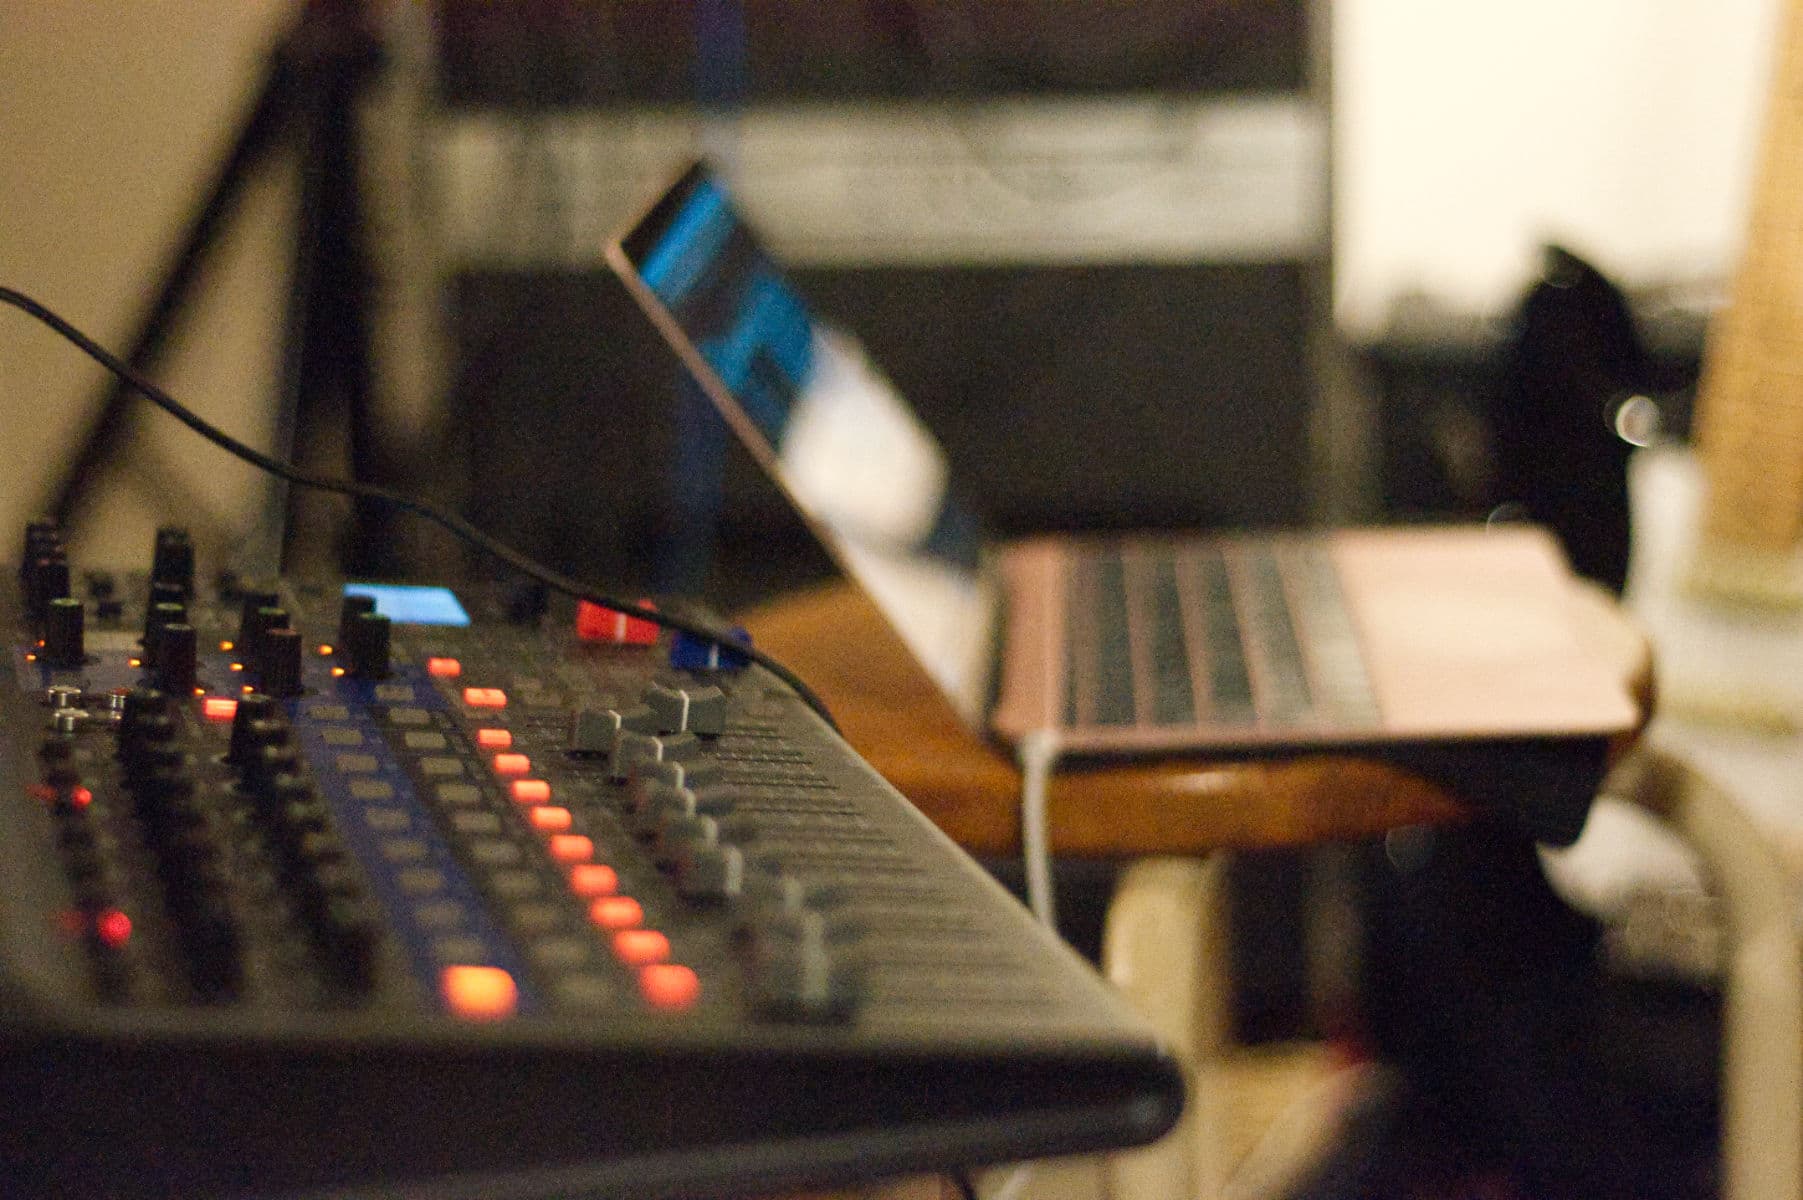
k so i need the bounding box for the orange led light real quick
[568,863,618,897]
[463,687,506,709]
[330,667,346,678]
[426,657,462,678]
[219,640,235,652]
[23,653,36,663]
[128,657,141,668]
[510,779,551,805]
[492,752,530,776]
[228,662,244,672]
[589,896,643,930]
[547,834,593,863]
[202,697,239,722]
[639,963,701,1011]
[475,728,512,750]
[241,684,255,694]
[613,929,671,967]
[317,643,334,656]
[440,965,518,1022]
[528,806,572,833]
[70,786,93,808]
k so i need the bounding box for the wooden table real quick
[739,579,1651,857]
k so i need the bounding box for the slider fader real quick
[1,521,1180,1199]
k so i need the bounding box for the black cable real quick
[1,285,840,732]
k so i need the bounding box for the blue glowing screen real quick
[342,583,471,627]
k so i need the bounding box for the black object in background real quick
[1494,246,1652,594]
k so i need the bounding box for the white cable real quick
[1016,728,1063,929]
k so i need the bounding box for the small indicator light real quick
[95,908,132,949]
[202,697,239,722]
[475,728,512,750]
[317,643,334,656]
[589,896,644,930]
[440,965,518,1021]
[219,640,234,652]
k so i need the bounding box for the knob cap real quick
[150,526,195,598]
[258,626,305,698]
[338,593,377,646]
[346,612,391,680]
[42,596,85,667]
[26,555,71,623]
[227,696,281,764]
[142,601,186,668]
[154,623,198,696]
[235,589,281,648]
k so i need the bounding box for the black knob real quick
[20,518,59,578]
[235,589,281,648]
[241,606,289,658]
[27,554,70,623]
[119,688,171,739]
[42,596,85,668]
[337,593,377,647]
[141,601,186,668]
[258,626,304,698]
[227,694,281,764]
[346,612,391,680]
[154,623,199,696]
[151,526,195,598]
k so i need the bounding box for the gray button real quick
[413,899,466,929]
[485,868,543,899]
[403,731,448,752]
[466,838,522,866]
[322,727,364,747]
[433,935,486,963]
[386,707,430,726]
[507,901,566,935]
[364,806,411,832]
[398,867,447,896]
[350,779,395,802]
[381,837,431,863]
[419,756,464,778]
[306,704,351,722]
[336,753,380,774]
[550,972,617,1009]
[528,937,594,971]
[448,810,503,836]
[375,684,416,703]
[434,783,483,807]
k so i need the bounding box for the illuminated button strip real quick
[455,681,704,1013]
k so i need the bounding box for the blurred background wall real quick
[0,0,1783,583]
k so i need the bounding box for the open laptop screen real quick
[610,163,997,716]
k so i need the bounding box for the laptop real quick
[604,161,1639,763]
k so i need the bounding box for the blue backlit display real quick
[342,584,471,627]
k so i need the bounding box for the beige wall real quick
[1,2,297,574]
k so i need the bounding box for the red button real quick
[202,697,239,722]
[589,896,643,930]
[427,657,462,678]
[568,863,618,897]
[441,965,518,1021]
[547,834,594,863]
[94,908,132,949]
[475,728,513,750]
[528,806,572,832]
[639,963,701,1011]
[575,599,660,645]
[614,929,671,966]
[463,687,507,709]
[510,779,551,805]
[492,752,530,776]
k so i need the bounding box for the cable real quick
[948,1169,981,1200]
[1016,728,1062,928]
[1,285,840,731]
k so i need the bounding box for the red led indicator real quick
[639,963,701,1011]
[95,908,132,949]
[614,929,671,967]
[510,779,551,805]
[528,805,572,833]
[441,965,518,1021]
[475,728,512,750]
[589,896,644,930]
[463,687,507,709]
[492,752,530,776]
[547,834,593,863]
[426,657,462,678]
[70,786,93,808]
[202,697,239,722]
[568,863,618,897]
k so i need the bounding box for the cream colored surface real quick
[0,3,296,567]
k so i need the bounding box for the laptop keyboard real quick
[1063,540,1380,733]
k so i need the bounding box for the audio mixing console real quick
[0,522,1181,1199]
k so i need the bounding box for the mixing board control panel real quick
[1,522,1180,1199]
